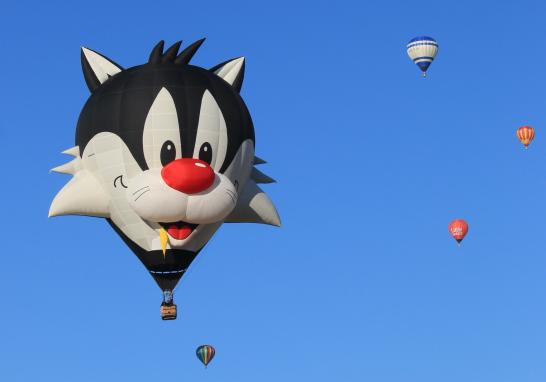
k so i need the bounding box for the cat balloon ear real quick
[81,47,123,92]
[210,57,245,92]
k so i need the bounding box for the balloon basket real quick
[160,303,177,320]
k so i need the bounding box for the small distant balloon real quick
[196,345,215,368]
[517,125,535,149]
[448,219,468,245]
[407,36,438,77]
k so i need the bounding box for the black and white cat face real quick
[125,87,244,246]
[50,41,279,260]
[72,87,254,254]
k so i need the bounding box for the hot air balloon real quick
[448,219,468,245]
[49,40,281,320]
[196,345,215,368]
[407,36,438,77]
[517,125,535,149]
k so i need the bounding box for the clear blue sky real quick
[2,0,546,380]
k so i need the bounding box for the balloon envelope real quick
[48,40,281,306]
[196,345,216,367]
[407,36,438,76]
[448,219,468,244]
[517,125,535,148]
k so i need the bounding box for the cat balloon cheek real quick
[127,166,238,224]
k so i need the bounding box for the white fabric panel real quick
[226,180,280,226]
[192,90,228,170]
[142,88,182,169]
[48,170,110,217]
[83,133,154,250]
[82,47,122,84]
[51,158,80,175]
[222,139,254,193]
[127,169,237,224]
[62,146,80,157]
[213,57,244,86]
[407,43,438,61]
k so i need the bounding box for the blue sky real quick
[2,0,546,380]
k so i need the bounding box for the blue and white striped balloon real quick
[406,36,438,77]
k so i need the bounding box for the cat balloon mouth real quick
[159,221,199,240]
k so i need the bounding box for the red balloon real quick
[448,219,468,244]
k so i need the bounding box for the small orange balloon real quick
[448,219,468,244]
[517,125,535,149]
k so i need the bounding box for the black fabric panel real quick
[162,41,182,63]
[174,38,206,65]
[81,50,101,92]
[76,64,254,172]
[148,41,164,64]
[153,273,187,292]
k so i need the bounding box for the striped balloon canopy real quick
[517,125,535,149]
[406,36,438,77]
[196,345,216,368]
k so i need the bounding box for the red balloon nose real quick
[161,159,215,194]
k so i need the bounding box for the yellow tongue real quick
[160,228,169,257]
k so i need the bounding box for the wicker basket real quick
[160,304,177,320]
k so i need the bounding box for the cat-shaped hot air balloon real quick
[49,40,280,319]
